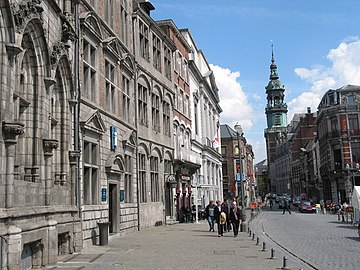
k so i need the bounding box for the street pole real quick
[235,129,244,209]
[346,164,353,203]
[235,123,247,232]
[195,184,199,224]
[238,135,244,210]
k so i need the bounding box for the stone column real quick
[69,150,81,206]
[47,220,58,266]
[72,218,83,252]
[2,122,24,208]
[202,160,207,186]
[7,226,22,270]
[43,139,59,205]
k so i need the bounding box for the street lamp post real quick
[234,123,247,232]
[235,123,244,209]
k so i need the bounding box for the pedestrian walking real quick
[282,199,291,214]
[214,200,224,237]
[269,198,273,209]
[221,199,231,232]
[229,201,241,237]
[205,200,215,231]
[341,201,348,222]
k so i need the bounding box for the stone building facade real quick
[264,84,360,203]
[220,124,255,206]
[181,29,223,207]
[0,0,176,268]
[288,110,317,199]
[132,1,175,229]
[317,85,360,204]
[0,0,223,268]
[156,20,200,220]
[0,0,81,269]
[77,0,145,243]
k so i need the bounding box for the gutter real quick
[132,11,141,232]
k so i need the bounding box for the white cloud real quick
[291,40,360,120]
[287,92,319,121]
[210,64,267,162]
[210,64,253,132]
[248,138,267,162]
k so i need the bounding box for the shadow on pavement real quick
[191,234,219,238]
[345,236,360,242]
[335,225,358,230]
[328,221,350,224]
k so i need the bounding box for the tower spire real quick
[270,43,279,80]
[264,43,287,129]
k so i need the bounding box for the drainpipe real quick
[73,0,82,223]
[132,11,140,231]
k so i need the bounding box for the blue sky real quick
[151,0,360,162]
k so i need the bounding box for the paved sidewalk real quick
[46,219,293,270]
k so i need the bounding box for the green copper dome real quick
[266,79,284,91]
[265,45,288,129]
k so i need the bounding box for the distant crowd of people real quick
[204,199,242,237]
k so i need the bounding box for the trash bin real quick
[239,209,247,232]
[97,222,110,246]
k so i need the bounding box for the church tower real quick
[264,46,288,192]
[265,46,288,128]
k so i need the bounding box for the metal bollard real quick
[270,248,276,259]
[262,242,267,251]
[256,237,259,245]
[282,256,289,270]
[252,233,255,240]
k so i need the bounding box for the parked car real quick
[298,201,316,213]
[293,196,301,207]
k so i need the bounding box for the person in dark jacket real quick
[229,201,241,237]
[205,200,215,231]
[221,199,231,232]
[214,200,223,237]
[282,199,291,215]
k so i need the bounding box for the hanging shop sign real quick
[180,174,190,181]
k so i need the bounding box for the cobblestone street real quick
[250,208,360,270]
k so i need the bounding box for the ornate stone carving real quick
[61,12,77,43]
[11,0,44,33]
[6,43,23,59]
[43,139,59,155]
[69,150,81,163]
[2,122,25,144]
[50,42,69,67]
